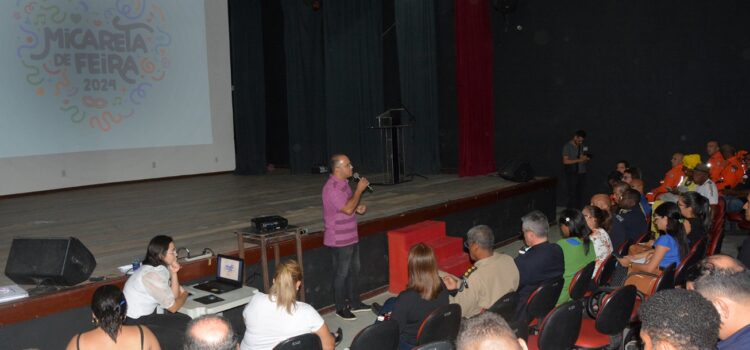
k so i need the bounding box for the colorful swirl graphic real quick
[16,0,172,132]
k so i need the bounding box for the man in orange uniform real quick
[717,146,744,190]
[648,152,685,201]
[706,140,725,182]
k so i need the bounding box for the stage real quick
[0,172,556,331]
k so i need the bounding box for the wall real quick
[489,0,750,201]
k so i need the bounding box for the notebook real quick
[192,255,245,294]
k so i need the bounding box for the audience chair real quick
[525,278,565,332]
[616,239,633,257]
[592,254,617,288]
[349,320,399,350]
[651,263,676,294]
[416,304,462,345]
[707,196,726,255]
[569,261,596,301]
[674,247,702,287]
[634,232,650,245]
[575,285,638,349]
[412,340,454,350]
[488,290,519,322]
[273,333,322,350]
[526,300,583,350]
[691,237,708,261]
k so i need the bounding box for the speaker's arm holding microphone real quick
[341,174,369,216]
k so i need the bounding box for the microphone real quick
[352,172,374,193]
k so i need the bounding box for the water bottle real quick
[131,257,141,272]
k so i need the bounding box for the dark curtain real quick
[230,0,266,174]
[281,1,327,173]
[455,0,495,176]
[323,0,384,174]
[395,0,441,174]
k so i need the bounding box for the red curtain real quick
[455,0,495,177]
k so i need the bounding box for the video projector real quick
[251,215,289,232]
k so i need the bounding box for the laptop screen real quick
[216,255,244,284]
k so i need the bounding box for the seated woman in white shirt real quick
[123,235,190,349]
[583,205,613,277]
[241,260,334,350]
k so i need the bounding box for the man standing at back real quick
[562,130,590,209]
[323,154,371,320]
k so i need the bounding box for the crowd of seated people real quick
[64,139,750,349]
[615,202,688,277]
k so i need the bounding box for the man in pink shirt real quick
[322,154,370,320]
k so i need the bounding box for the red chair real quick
[487,290,519,322]
[526,301,583,350]
[592,254,617,288]
[525,278,565,333]
[707,196,726,255]
[569,261,596,301]
[416,304,462,345]
[674,245,703,287]
[575,285,638,349]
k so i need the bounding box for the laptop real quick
[192,255,245,294]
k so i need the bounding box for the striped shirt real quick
[322,175,358,247]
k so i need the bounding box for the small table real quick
[178,285,258,319]
[236,226,306,301]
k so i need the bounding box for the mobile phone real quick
[612,252,623,259]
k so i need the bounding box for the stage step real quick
[387,220,468,294]
[425,236,465,263]
[439,253,472,278]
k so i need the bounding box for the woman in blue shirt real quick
[617,202,688,273]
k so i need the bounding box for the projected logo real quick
[14,0,172,132]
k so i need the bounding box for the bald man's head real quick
[591,194,611,212]
[184,315,238,350]
[704,255,746,273]
[457,312,528,350]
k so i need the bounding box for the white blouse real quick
[240,293,324,350]
[590,228,613,277]
[123,264,176,318]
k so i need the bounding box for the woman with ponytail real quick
[556,208,595,304]
[66,285,160,350]
[241,260,334,350]
[617,202,688,274]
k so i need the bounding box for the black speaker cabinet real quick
[498,160,534,182]
[5,237,96,286]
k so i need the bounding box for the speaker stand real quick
[28,278,60,296]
